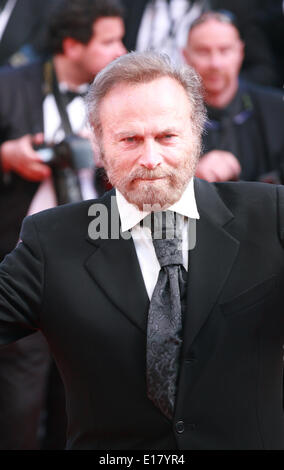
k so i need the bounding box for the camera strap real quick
[51,64,74,136]
[42,62,85,204]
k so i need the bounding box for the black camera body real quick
[35,135,95,204]
[35,134,94,171]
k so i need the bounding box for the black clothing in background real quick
[210,0,284,88]
[0,0,57,67]
[121,0,208,52]
[202,81,284,181]
[121,0,148,51]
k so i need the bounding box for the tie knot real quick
[144,211,183,268]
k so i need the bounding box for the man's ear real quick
[62,37,84,60]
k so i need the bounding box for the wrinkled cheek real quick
[105,156,130,178]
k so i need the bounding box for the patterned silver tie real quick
[145,211,187,420]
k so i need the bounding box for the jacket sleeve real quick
[0,215,44,345]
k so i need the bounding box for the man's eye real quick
[195,48,209,56]
[220,46,232,54]
[120,136,135,143]
[159,134,175,141]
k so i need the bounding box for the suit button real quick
[175,420,185,434]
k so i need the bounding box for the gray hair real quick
[86,51,207,143]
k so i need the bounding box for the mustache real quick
[106,164,176,188]
[128,167,175,181]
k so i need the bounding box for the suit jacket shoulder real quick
[195,178,284,245]
[244,80,284,112]
[23,189,115,245]
[240,81,284,169]
[0,61,44,141]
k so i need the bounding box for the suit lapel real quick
[183,179,240,352]
[85,191,149,334]
[84,180,240,343]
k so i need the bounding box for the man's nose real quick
[138,139,163,169]
[208,52,223,69]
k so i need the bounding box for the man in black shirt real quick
[183,11,284,183]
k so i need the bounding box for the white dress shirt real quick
[116,178,199,299]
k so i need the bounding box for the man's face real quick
[78,17,126,80]
[98,77,200,211]
[183,19,244,99]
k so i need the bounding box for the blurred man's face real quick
[78,17,126,80]
[98,77,200,211]
[183,19,244,102]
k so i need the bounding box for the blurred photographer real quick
[0,0,126,450]
[0,0,126,259]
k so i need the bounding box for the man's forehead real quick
[114,124,183,138]
[98,82,192,136]
[97,77,193,138]
[100,76,190,109]
[188,18,241,44]
[92,16,124,37]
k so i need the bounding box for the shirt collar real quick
[58,82,89,95]
[117,177,200,233]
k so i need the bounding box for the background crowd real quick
[0,0,283,450]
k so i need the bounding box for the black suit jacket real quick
[244,82,284,171]
[0,0,57,67]
[121,0,149,51]
[0,178,283,450]
[202,81,284,181]
[0,61,46,260]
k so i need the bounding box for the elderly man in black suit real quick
[0,0,126,450]
[0,50,283,450]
